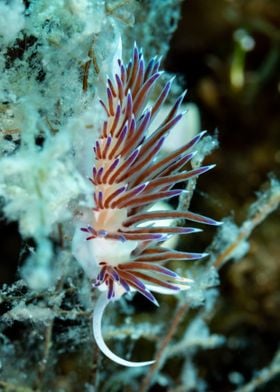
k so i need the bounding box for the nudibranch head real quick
[72,43,220,366]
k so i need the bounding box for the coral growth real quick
[0,0,279,391]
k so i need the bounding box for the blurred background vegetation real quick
[0,0,279,391]
[164,0,280,390]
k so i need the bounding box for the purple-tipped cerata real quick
[73,43,220,367]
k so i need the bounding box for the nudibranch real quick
[72,44,220,367]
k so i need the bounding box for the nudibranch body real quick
[72,44,220,367]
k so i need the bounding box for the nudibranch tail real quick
[93,292,155,367]
[73,43,221,367]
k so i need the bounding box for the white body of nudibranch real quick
[72,44,220,367]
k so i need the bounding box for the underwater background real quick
[0,0,279,391]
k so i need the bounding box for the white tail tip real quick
[93,293,155,367]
